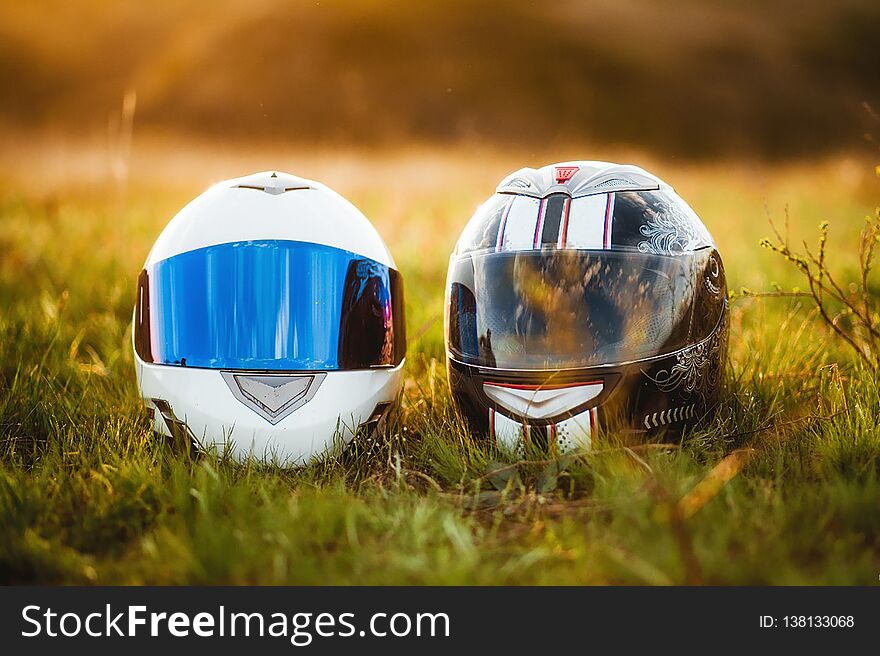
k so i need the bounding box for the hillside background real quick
[1,0,878,159]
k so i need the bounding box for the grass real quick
[1,143,879,584]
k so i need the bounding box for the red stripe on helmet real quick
[557,197,571,247]
[495,200,513,252]
[483,380,602,391]
[603,193,615,249]
[532,198,546,248]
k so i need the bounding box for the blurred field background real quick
[1,1,879,584]
[2,0,879,157]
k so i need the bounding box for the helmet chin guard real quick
[445,161,727,451]
[133,171,405,466]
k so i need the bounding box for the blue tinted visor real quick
[134,240,405,371]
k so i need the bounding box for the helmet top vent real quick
[505,177,532,189]
[590,177,635,189]
[236,184,311,195]
[496,162,666,199]
[231,171,314,195]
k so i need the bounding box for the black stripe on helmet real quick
[540,193,567,246]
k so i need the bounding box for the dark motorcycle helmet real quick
[445,161,728,452]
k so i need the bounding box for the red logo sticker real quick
[555,166,579,183]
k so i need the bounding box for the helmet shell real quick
[145,171,395,269]
[445,161,727,451]
[133,172,405,465]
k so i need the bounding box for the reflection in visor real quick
[135,240,405,371]
[448,248,721,370]
[339,259,395,369]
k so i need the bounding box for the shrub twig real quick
[760,178,880,370]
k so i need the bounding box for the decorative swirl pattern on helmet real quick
[637,198,713,255]
[648,305,728,398]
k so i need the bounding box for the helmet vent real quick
[505,177,532,189]
[590,177,636,190]
[580,174,661,195]
[483,382,603,420]
[221,372,327,424]
[235,184,310,195]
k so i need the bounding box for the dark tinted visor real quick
[135,240,405,370]
[447,248,721,370]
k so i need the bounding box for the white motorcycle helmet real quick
[133,171,406,465]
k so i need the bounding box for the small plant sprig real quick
[759,172,880,370]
